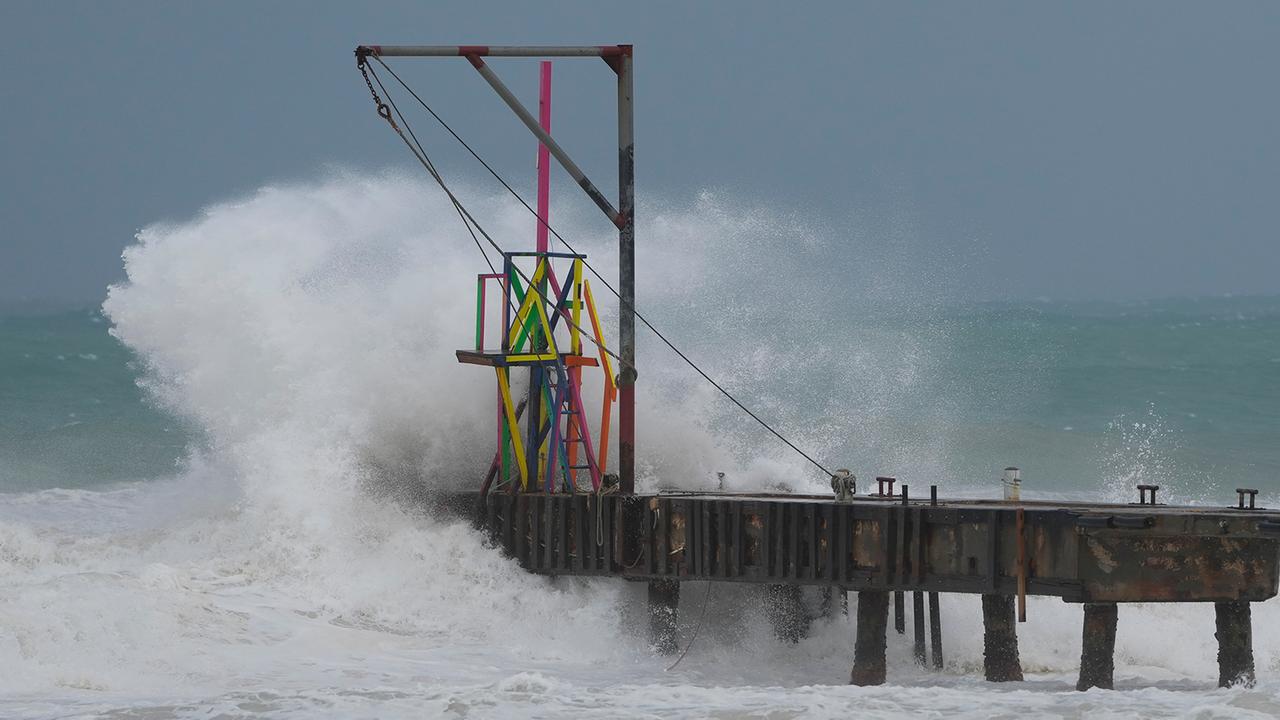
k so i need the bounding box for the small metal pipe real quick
[930,485,937,506]
[466,56,623,226]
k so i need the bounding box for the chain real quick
[357,55,396,128]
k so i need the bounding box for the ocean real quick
[2,173,1278,718]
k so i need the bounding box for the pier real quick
[354,42,1280,691]
[451,487,1279,689]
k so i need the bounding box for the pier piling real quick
[851,590,890,686]
[819,586,848,619]
[1076,603,1118,690]
[894,590,906,634]
[1215,601,1256,688]
[767,584,811,643]
[648,579,680,655]
[981,594,1023,682]
[928,592,944,669]
[913,591,927,666]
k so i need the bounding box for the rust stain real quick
[1087,537,1118,574]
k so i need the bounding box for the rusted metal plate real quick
[1079,534,1280,602]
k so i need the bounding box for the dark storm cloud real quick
[1,1,1277,304]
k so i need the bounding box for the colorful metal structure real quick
[457,251,616,493]
[354,43,637,493]
[454,62,617,496]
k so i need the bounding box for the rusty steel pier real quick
[455,484,1280,689]
[352,43,1278,692]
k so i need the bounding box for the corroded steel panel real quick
[1078,535,1280,603]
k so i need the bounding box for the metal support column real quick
[616,46,636,494]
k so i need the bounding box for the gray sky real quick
[2,1,1277,305]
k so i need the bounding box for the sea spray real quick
[1,172,1278,716]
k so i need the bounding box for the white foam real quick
[1,172,1274,716]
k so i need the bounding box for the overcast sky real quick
[2,1,1277,305]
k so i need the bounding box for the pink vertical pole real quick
[536,61,552,253]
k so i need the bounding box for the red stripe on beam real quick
[458,45,490,56]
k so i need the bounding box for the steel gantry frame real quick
[354,44,638,494]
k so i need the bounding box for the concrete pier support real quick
[912,591,927,666]
[1215,601,1256,688]
[850,590,890,686]
[928,591,944,669]
[1076,603,1118,690]
[766,584,811,643]
[981,594,1023,682]
[894,590,906,634]
[648,579,680,655]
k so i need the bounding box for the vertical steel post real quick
[525,63,554,493]
[536,61,551,254]
[617,46,636,494]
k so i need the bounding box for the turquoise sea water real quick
[3,296,1276,500]
[0,309,188,492]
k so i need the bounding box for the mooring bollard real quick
[1236,488,1259,510]
[1215,600,1256,688]
[1137,484,1160,505]
[648,579,681,655]
[851,590,890,686]
[981,594,1024,682]
[1077,603,1118,690]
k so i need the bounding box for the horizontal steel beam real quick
[357,45,630,58]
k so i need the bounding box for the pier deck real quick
[470,490,1280,603]
[451,488,1278,689]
